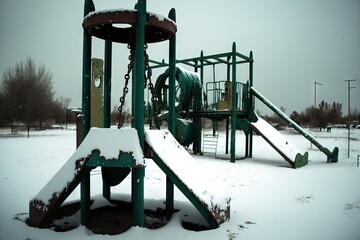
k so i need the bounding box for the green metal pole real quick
[195,51,204,154]
[131,70,135,128]
[81,0,94,140]
[200,51,204,87]
[103,40,112,128]
[80,167,91,227]
[168,8,176,136]
[225,56,230,154]
[166,8,176,220]
[230,42,237,163]
[102,40,112,201]
[132,0,146,227]
[248,51,253,158]
[80,0,94,227]
[212,64,217,136]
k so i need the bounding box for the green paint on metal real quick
[168,8,176,136]
[134,0,146,149]
[166,176,174,220]
[326,147,339,163]
[236,117,251,134]
[132,167,145,227]
[103,41,112,128]
[85,150,139,168]
[133,0,146,227]
[102,167,131,186]
[80,0,95,228]
[102,181,110,202]
[155,67,201,112]
[81,0,95,140]
[80,167,91,227]
[230,42,237,163]
[102,41,112,201]
[294,152,309,168]
[248,51,254,158]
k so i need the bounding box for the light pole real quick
[311,81,322,148]
[314,81,323,110]
[345,79,356,158]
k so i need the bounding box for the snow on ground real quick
[0,126,359,240]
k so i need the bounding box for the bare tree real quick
[1,57,54,127]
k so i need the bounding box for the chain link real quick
[144,44,159,129]
[117,44,134,129]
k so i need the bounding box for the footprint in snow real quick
[344,201,360,217]
[296,195,314,203]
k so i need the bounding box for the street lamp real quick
[310,81,323,148]
[345,79,356,158]
[314,81,323,109]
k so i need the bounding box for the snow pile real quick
[144,129,230,219]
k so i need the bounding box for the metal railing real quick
[205,81,247,111]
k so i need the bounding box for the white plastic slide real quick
[250,116,308,168]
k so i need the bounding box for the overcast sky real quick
[1,0,359,116]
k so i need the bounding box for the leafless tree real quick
[1,57,54,127]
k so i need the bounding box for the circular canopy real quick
[83,9,177,44]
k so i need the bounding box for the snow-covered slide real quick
[250,116,308,168]
[28,128,145,227]
[250,86,338,163]
[145,129,231,229]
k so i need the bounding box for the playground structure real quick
[28,0,339,234]
[147,48,339,167]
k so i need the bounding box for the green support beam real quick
[103,40,112,128]
[230,43,237,163]
[166,8,176,219]
[102,40,112,201]
[81,0,94,140]
[80,0,95,228]
[248,51,254,158]
[132,0,146,227]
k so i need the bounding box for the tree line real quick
[262,101,359,130]
[1,58,358,130]
[0,58,71,128]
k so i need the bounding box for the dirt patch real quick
[29,200,171,234]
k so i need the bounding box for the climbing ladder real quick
[202,132,219,156]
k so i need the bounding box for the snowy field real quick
[0,126,359,240]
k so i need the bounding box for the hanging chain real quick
[117,44,135,129]
[117,44,159,129]
[144,44,159,129]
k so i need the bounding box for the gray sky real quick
[1,0,359,116]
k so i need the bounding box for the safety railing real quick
[205,81,247,111]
